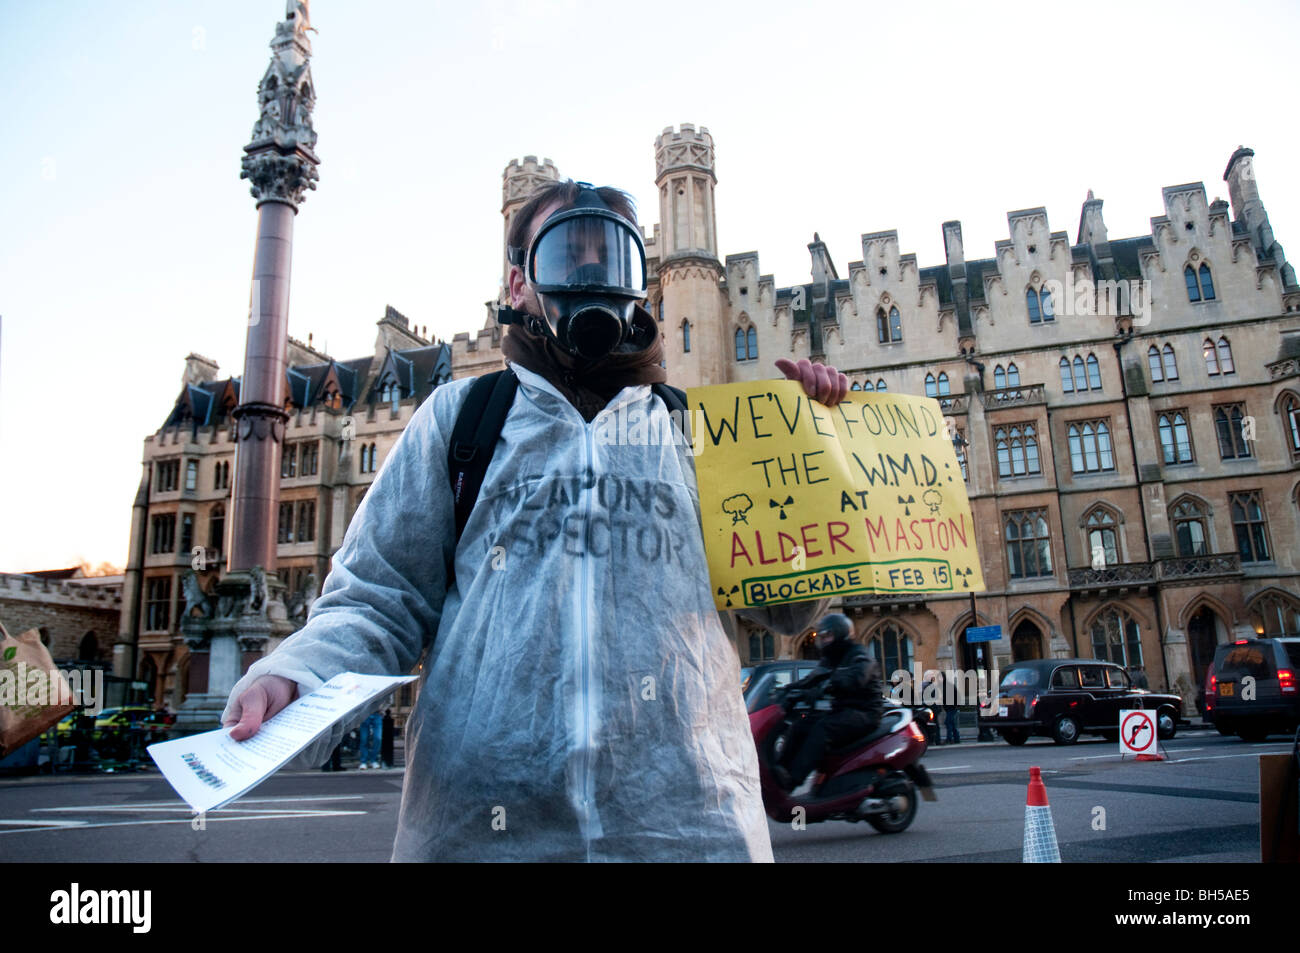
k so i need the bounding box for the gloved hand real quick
[222,674,297,741]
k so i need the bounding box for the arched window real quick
[1086,353,1101,390]
[1217,336,1234,374]
[1230,491,1271,562]
[850,382,861,391]
[1148,345,1163,382]
[762,632,774,659]
[1026,286,1055,323]
[1203,338,1220,375]
[1006,363,1020,387]
[748,634,760,661]
[1215,405,1251,459]
[209,503,225,553]
[185,460,197,492]
[937,372,950,395]
[876,379,888,392]
[734,329,745,361]
[994,366,1005,390]
[925,373,937,397]
[656,298,664,321]
[1186,262,1217,302]
[1004,509,1052,578]
[1085,508,1119,567]
[1060,357,1074,393]
[869,624,913,678]
[1281,394,1300,457]
[1199,263,1216,300]
[1090,608,1142,667]
[1068,421,1113,474]
[995,424,1040,477]
[682,320,691,353]
[1072,356,1087,391]
[747,326,757,360]
[1157,412,1193,464]
[1249,592,1300,637]
[1161,344,1178,381]
[877,306,902,343]
[1172,498,1208,556]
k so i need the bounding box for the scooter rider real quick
[774,613,884,792]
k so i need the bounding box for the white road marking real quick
[1169,749,1291,764]
[0,820,88,828]
[927,765,973,772]
[33,794,366,812]
[1,793,374,836]
[0,811,366,836]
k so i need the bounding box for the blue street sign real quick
[966,624,1002,644]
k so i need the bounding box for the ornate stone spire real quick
[240,1,320,208]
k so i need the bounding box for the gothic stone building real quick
[119,308,449,712]
[453,130,1300,713]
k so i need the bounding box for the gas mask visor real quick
[524,201,648,361]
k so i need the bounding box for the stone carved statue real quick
[181,570,214,618]
[286,570,320,621]
[287,0,316,35]
[246,566,270,616]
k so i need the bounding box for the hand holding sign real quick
[687,381,985,610]
[775,358,849,407]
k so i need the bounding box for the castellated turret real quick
[500,156,562,292]
[655,124,726,387]
[1224,146,1296,288]
[655,124,718,260]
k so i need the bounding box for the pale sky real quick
[2,0,1298,572]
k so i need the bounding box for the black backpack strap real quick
[448,369,518,545]
[651,382,690,444]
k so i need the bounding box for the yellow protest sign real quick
[686,381,985,610]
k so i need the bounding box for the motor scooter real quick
[750,686,935,833]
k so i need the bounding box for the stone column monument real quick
[177,1,320,729]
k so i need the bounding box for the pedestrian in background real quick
[358,709,382,770]
[1130,665,1149,689]
[942,670,961,745]
[381,708,395,769]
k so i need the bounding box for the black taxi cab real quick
[980,659,1181,745]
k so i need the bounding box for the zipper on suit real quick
[576,412,603,855]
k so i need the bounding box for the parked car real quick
[980,659,1181,745]
[1207,638,1300,742]
[91,707,155,741]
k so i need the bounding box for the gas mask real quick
[501,183,650,362]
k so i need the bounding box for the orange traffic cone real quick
[1023,766,1061,863]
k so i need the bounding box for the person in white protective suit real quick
[222,179,850,861]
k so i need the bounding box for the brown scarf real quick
[500,306,667,422]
